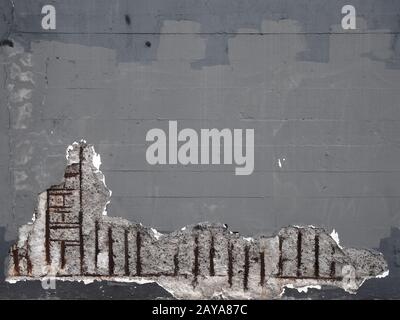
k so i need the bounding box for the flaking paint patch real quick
[330,229,342,249]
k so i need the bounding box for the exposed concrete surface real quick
[1,0,400,299]
[6,142,388,299]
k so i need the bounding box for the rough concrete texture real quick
[7,142,388,299]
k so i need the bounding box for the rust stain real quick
[243,245,250,291]
[278,236,283,276]
[297,229,302,277]
[108,227,114,276]
[94,220,99,269]
[78,145,84,274]
[259,251,265,286]
[192,235,199,287]
[11,246,20,276]
[136,231,142,276]
[228,242,234,287]
[314,234,320,278]
[60,240,66,269]
[173,251,179,276]
[330,245,336,278]
[45,190,50,265]
[124,228,130,276]
[209,235,215,276]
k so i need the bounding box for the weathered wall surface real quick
[1,0,400,298]
[6,142,388,299]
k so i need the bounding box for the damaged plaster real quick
[7,142,388,299]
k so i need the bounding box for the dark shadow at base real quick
[0,280,173,300]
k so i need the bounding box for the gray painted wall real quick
[1,1,400,298]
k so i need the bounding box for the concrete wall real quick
[1,1,400,293]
